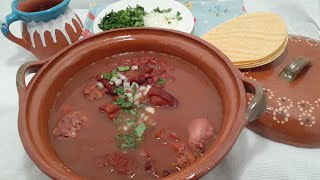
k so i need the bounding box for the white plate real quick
[93,0,194,34]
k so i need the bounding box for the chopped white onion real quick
[124,87,130,91]
[110,77,117,82]
[134,101,140,105]
[143,85,152,96]
[131,82,139,89]
[110,77,117,85]
[114,79,122,86]
[145,106,155,114]
[123,126,129,131]
[126,92,133,98]
[143,116,149,121]
[131,65,139,70]
[96,82,104,89]
[134,92,143,101]
[118,73,127,80]
[123,82,131,88]
[138,86,146,92]
[128,97,134,102]
[150,121,157,127]
[140,113,146,118]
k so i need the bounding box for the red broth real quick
[49,52,223,179]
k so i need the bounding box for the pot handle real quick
[16,60,48,97]
[279,57,311,82]
[241,77,267,122]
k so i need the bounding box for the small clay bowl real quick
[16,28,266,179]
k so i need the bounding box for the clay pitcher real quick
[1,0,83,59]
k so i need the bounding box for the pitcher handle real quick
[1,12,28,50]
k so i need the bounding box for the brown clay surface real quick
[244,35,320,148]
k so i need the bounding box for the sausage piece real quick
[188,117,215,152]
[99,103,121,120]
[83,83,104,100]
[147,87,178,107]
[123,70,147,85]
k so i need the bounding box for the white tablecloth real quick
[0,3,320,180]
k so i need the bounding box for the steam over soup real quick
[49,52,222,179]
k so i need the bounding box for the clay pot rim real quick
[17,27,261,180]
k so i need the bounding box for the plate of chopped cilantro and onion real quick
[93,0,194,34]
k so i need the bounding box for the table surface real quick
[0,3,320,180]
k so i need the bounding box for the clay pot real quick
[16,28,266,179]
[1,0,82,59]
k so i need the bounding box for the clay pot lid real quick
[242,35,320,148]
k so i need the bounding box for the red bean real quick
[153,76,159,82]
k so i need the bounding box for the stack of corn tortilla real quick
[202,12,288,69]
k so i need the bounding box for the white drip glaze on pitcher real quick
[27,8,81,48]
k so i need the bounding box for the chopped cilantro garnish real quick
[157,78,166,85]
[153,7,172,13]
[112,69,119,76]
[113,98,134,108]
[98,5,146,31]
[129,109,138,115]
[122,101,134,108]
[126,119,136,127]
[102,73,112,80]
[114,116,124,126]
[132,84,137,95]
[113,98,126,105]
[135,123,147,137]
[176,12,183,21]
[114,86,125,96]
[122,109,130,114]
[117,134,136,150]
[117,66,130,72]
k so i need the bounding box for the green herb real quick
[122,109,130,114]
[135,123,147,137]
[102,73,112,80]
[111,69,119,78]
[98,5,146,31]
[114,116,124,126]
[117,134,136,150]
[113,98,126,105]
[132,84,137,95]
[122,101,134,108]
[126,119,136,127]
[117,66,130,72]
[129,109,138,115]
[176,12,183,21]
[157,78,166,85]
[131,83,137,103]
[114,86,125,96]
[153,7,172,13]
[113,98,134,108]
